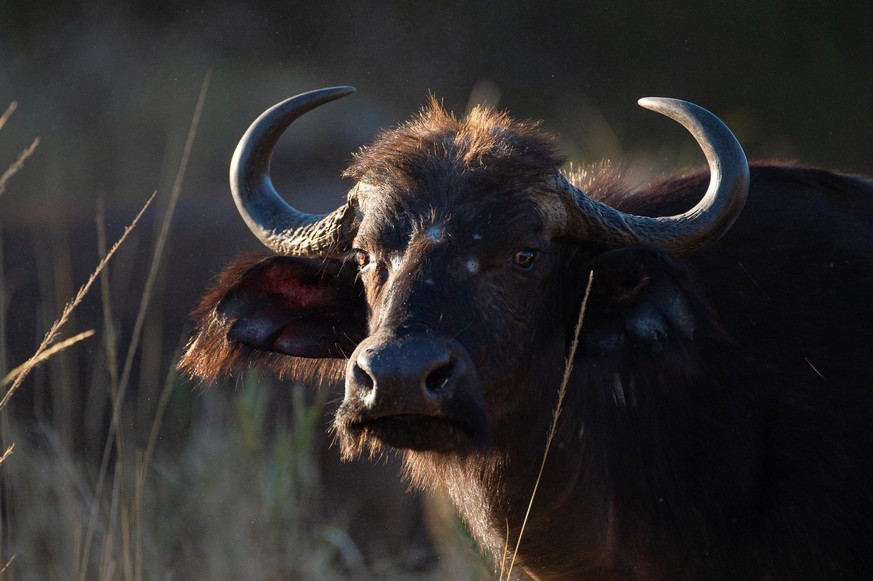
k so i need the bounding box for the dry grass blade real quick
[503,270,594,580]
[0,330,95,388]
[0,193,155,411]
[96,196,120,392]
[81,71,210,581]
[116,69,211,407]
[0,138,40,199]
[0,102,17,132]
[499,518,510,580]
[0,443,14,466]
[131,342,183,581]
[0,554,16,574]
[140,343,182,479]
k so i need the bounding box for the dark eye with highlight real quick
[354,249,372,269]
[513,249,537,270]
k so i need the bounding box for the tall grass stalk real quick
[96,196,121,393]
[502,270,594,580]
[0,554,15,574]
[140,343,182,478]
[80,70,210,581]
[0,103,16,132]
[131,342,183,581]
[1,230,7,379]
[0,443,13,467]
[0,100,38,200]
[0,114,13,576]
[0,139,39,200]
[117,70,210,404]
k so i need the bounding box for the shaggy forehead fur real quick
[343,97,567,196]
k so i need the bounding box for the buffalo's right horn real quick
[230,86,358,257]
[562,98,749,256]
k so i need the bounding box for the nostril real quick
[352,359,375,392]
[425,360,455,395]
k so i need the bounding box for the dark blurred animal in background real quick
[180,87,873,580]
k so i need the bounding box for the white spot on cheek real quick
[466,259,479,274]
[425,223,444,243]
[473,233,483,240]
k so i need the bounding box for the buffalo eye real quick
[354,249,372,270]
[513,249,537,270]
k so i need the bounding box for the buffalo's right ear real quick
[179,255,367,381]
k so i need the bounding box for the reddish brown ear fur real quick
[178,254,366,384]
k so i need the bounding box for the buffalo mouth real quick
[335,412,486,456]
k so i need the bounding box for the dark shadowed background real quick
[1,1,871,578]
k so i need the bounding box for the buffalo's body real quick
[507,164,873,579]
[182,90,873,580]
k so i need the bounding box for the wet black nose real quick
[349,336,459,415]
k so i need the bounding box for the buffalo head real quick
[181,87,747,462]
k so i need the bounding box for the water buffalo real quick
[180,87,873,580]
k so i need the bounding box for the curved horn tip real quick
[637,96,662,108]
[637,96,691,114]
[295,85,357,105]
[324,85,357,96]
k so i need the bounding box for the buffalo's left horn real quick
[564,98,749,256]
[230,86,358,257]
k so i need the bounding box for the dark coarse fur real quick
[343,96,566,191]
[182,99,873,580]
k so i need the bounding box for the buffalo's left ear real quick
[218,255,367,357]
[179,255,367,381]
[581,247,701,352]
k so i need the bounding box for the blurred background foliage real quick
[0,1,871,578]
